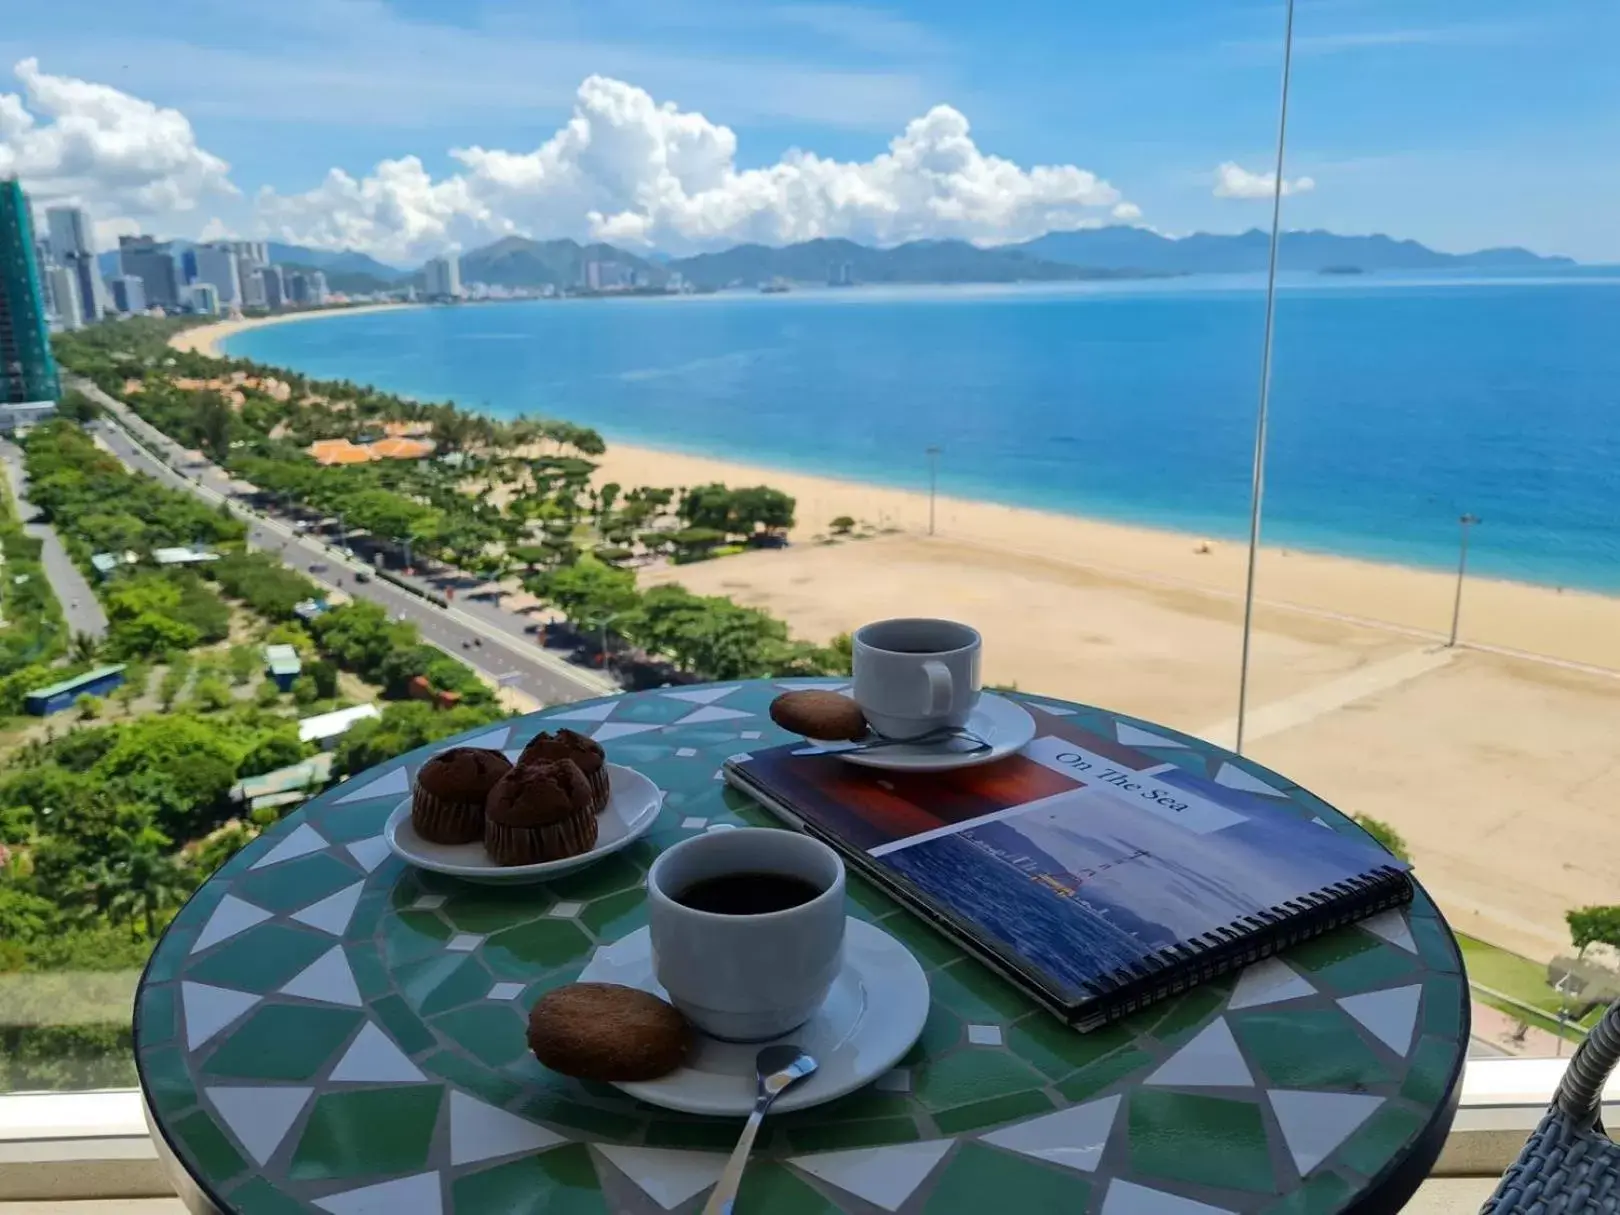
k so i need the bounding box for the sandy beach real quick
[170,303,421,356]
[172,310,1620,963]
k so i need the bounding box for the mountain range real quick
[1017,227,1574,274]
[94,226,1577,294]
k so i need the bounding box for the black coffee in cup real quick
[675,872,823,916]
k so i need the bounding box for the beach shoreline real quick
[170,303,423,357]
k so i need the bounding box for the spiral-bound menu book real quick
[724,708,1412,1030]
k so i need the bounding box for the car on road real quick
[310,562,329,574]
[355,571,372,583]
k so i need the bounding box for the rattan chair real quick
[1484,1001,1620,1213]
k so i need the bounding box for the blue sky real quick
[3,0,1616,261]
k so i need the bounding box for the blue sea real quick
[226,273,1620,592]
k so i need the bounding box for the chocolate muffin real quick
[484,759,597,865]
[527,982,693,1081]
[519,729,610,813]
[411,747,512,844]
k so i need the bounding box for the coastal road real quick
[75,382,612,708]
[0,438,108,640]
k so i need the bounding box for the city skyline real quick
[23,205,331,331]
[1,0,1615,263]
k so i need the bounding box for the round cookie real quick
[769,689,868,741]
[411,747,512,844]
[527,982,693,1081]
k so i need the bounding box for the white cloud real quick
[1213,161,1316,201]
[255,74,1131,261]
[0,59,237,233]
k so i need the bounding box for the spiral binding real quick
[1085,866,1414,1023]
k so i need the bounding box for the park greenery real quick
[0,412,504,1087]
[52,317,848,682]
[537,557,851,680]
[0,480,68,678]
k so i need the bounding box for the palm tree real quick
[70,631,100,664]
[86,828,193,938]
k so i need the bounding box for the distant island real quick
[104,226,1577,296]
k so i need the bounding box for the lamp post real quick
[1448,513,1480,648]
[925,446,941,536]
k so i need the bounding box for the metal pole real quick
[1233,0,1297,758]
[926,446,941,536]
[1449,514,1478,647]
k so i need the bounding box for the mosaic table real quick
[135,682,1468,1215]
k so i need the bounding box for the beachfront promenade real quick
[76,379,613,711]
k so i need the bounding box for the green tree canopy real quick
[1566,906,1620,956]
[334,701,507,777]
[535,557,639,625]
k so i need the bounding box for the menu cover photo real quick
[725,709,1411,1024]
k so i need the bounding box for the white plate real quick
[579,917,929,1116]
[384,763,663,885]
[803,692,1038,772]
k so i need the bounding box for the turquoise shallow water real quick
[227,275,1620,592]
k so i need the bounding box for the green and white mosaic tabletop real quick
[135,682,1467,1215]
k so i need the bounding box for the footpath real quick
[0,438,108,640]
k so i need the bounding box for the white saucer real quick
[578,917,930,1116]
[384,764,663,885]
[803,692,1038,772]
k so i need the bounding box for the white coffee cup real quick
[852,617,982,740]
[646,828,846,1042]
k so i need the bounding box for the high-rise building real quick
[46,265,82,330]
[37,249,58,316]
[307,269,329,305]
[286,270,309,305]
[227,240,269,308]
[227,239,270,267]
[192,243,242,306]
[260,264,286,309]
[0,179,61,404]
[118,235,182,309]
[423,253,462,300]
[185,282,221,315]
[239,266,265,309]
[107,275,146,315]
[45,205,108,322]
